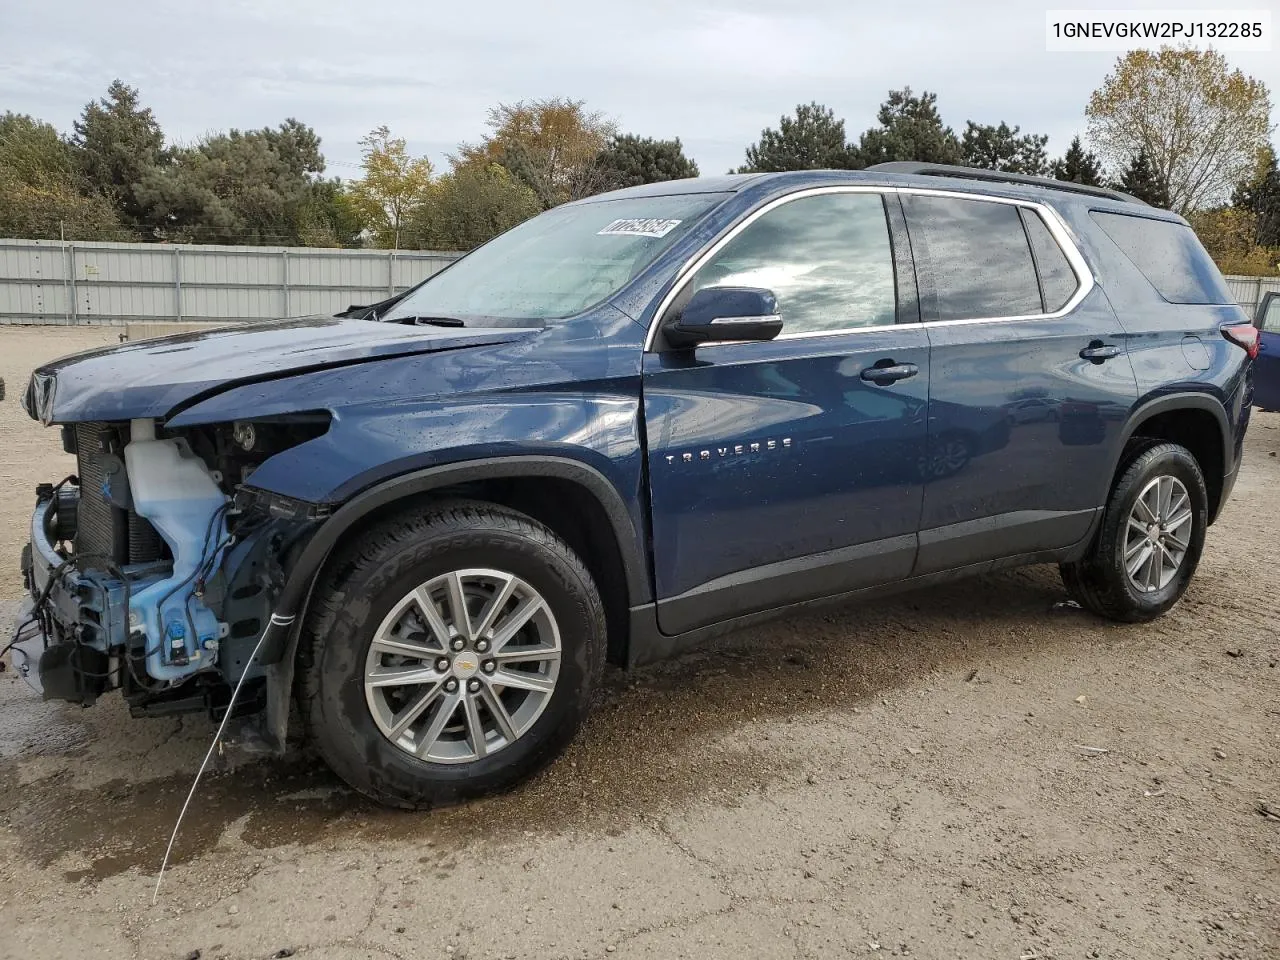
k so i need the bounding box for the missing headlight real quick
[173,413,332,492]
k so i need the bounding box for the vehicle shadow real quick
[0,564,1110,883]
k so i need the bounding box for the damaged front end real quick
[10,415,328,736]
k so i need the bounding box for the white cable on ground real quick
[151,613,295,904]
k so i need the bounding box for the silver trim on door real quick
[642,184,1097,352]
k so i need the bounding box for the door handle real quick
[1079,343,1121,362]
[860,361,919,385]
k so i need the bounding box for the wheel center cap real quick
[452,654,480,679]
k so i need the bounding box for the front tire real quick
[1060,441,1207,622]
[298,500,605,808]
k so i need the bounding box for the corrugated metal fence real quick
[0,237,1276,326]
[0,239,462,326]
[1224,275,1280,321]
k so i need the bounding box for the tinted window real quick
[1262,296,1280,333]
[904,195,1042,321]
[1090,211,1233,305]
[385,194,724,323]
[687,192,896,335]
[1021,209,1079,312]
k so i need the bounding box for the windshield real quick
[382,193,727,323]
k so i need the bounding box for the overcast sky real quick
[3,0,1277,178]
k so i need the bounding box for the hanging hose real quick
[151,611,295,904]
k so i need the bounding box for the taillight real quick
[1222,323,1260,359]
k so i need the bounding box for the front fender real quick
[270,453,650,620]
[238,392,643,504]
[251,451,651,751]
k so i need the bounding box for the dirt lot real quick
[0,325,1276,960]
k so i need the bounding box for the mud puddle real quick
[2,568,1091,884]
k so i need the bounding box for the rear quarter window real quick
[1020,209,1079,312]
[902,194,1042,321]
[1090,211,1232,305]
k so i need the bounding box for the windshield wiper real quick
[384,315,466,328]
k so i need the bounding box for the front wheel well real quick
[1126,408,1225,522]
[315,477,633,666]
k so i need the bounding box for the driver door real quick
[641,189,930,635]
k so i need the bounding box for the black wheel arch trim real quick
[271,455,649,625]
[1117,392,1233,472]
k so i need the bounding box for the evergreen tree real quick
[738,102,859,172]
[134,120,332,245]
[594,135,699,190]
[1051,136,1105,186]
[71,79,165,225]
[1115,148,1171,206]
[961,122,1050,175]
[855,89,961,166]
[1231,147,1280,247]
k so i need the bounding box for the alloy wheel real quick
[364,568,562,763]
[1124,475,1193,593]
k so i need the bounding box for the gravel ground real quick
[0,326,1276,960]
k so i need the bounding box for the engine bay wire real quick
[2,551,129,682]
[2,478,85,663]
[1,554,74,663]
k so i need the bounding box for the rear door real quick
[1254,293,1280,410]
[903,191,1138,573]
[642,188,929,634]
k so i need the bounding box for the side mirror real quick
[664,286,783,348]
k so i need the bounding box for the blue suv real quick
[10,163,1256,807]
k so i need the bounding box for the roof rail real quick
[866,161,1148,206]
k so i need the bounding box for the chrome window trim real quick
[642,184,1096,352]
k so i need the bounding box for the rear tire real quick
[298,500,605,809]
[1060,442,1207,623]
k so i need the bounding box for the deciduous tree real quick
[456,98,616,208]
[1086,48,1273,213]
[297,179,367,248]
[0,112,124,240]
[1188,206,1278,275]
[407,163,541,250]
[348,125,434,248]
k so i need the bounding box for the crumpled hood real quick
[23,315,538,424]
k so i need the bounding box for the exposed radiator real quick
[74,423,166,568]
[128,517,165,565]
[74,423,120,566]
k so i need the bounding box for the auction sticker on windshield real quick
[598,218,682,238]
